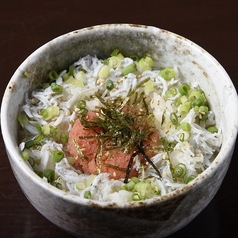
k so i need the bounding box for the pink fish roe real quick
[68,112,159,180]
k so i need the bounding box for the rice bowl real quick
[1,24,237,237]
[17,53,221,204]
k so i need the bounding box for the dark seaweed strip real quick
[124,150,141,183]
[102,163,127,172]
[136,143,162,179]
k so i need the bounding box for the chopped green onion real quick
[51,83,63,95]
[21,151,30,161]
[64,76,84,87]
[76,181,86,190]
[68,65,75,76]
[180,95,188,104]
[131,177,140,184]
[174,97,181,107]
[98,65,110,79]
[181,122,191,132]
[52,182,62,189]
[184,175,196,184]
[179,101,191,116]
[84,191,92,199]
[207,126,218,133]
[62,73,69,81]
[165,88,177,99]
[188,90,207,107]
[40,106,59,120]
[174,163,187,178]
[122,64,136,75]
[194,106,199,112]
[170,112,179,126]
[144,79,154,92]
[49,126,58,138]
[199,106,208,113]
[40,82,50,89]
[188,90,201,99]
[43,169,55,183]
[50,150,64,163]
[192,96,205,107]
[108,56,122,68]
[23,72,30,78]
[123,180,136,191]
[110,48,120,56]
[179,131,190,142]
[79,108,88,117]
[35,123,42,133]
[33,134,44,144]
[179,84,191,96]
[129,55,139,61]
[160,67,176,81]
[17,113,29,124]
[42,124,50,135]
[134,182,151,198]
[76,100,86,109]
[48,71,59,81]
[35,171,43,178]
[105,80,114,91]
[151,184,161,195]
[25,140,35,149]
[75,71,86,82]
[199,106,209,121]
[138,57,154,71]
[179,133,185,142]
[60,133,69,143]
[132,192,141,201]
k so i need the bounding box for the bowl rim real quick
[1,23,238,208]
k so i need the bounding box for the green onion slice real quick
[122,64,136,75]
[43,169,55,183]
[160,67,176,81]
[25,140,35,149]
[60,133,69,143]
[179,101,192,116]
[18,113,29,124]
[98,65,110,79]
[110,48,120,56]
[184,175,196,184]
[170,112,179,126]
[50,150,64,163]
[51,83,63,94]
[138,57,154,71]
[21,151,30,161]
[79,108,88,117]
[181,122,191,132]
[207,126,218,133]
[132,192,141,201]
[174,163,187,178]
[76,100,87,109]
[179,84,191,96]
[105,80,114,91]
[84,191,92,199]
[68,65,75,76]
[48,71,59,81]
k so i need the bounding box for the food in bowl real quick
[18,49,221,204]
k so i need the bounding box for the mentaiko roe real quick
[68,112,159,180]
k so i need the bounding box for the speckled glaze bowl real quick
[1,24,238,238]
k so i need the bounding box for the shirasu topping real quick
[18,50,221,204]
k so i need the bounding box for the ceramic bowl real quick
[1,24,238,238]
